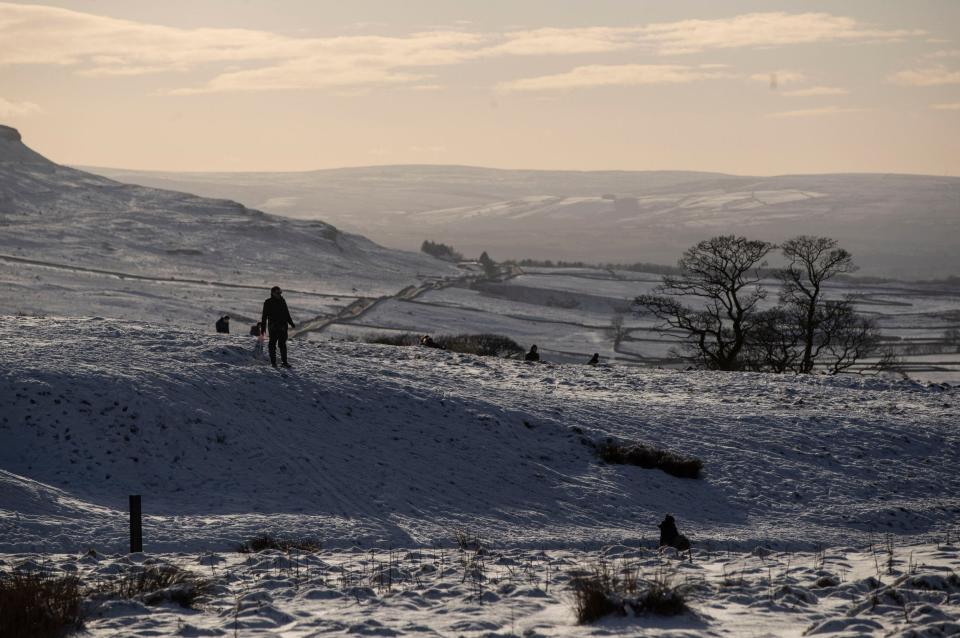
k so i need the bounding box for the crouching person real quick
[658,514,692,561]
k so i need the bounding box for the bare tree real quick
[634,235,774,371]
[777,236,857,373]
[744,306,803,373]
[818,300,881,374]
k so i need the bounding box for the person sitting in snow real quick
[215,315,230,334]
[587,353,600,366]
[524,344,540,362]
[261,287,296,368]
[658,514,691,557]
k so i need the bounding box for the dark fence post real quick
[129,495,142,553]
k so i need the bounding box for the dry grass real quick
[0,570,84,638]
[98,564,210,609]
[570,562,690,624]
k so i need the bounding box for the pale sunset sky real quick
[1,0,958,174]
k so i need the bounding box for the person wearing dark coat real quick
[261,286,296,368]
[524,345,540,362]
[587,353,599,366]
[215,315,230,333]
[658,514,691,553]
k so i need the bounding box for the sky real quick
[1,0,958,174]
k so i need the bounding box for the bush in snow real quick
[0,570,85,638]
[364,332,422,347]
[364,332,524,357]
[595,440,703,479]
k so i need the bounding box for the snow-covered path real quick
[1,316,958,554]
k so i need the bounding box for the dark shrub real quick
[364,332,421,346]
[237,534,322,553]
[364,332,523,358]
[596,440,703,479]
[0,570,84,638]
[435,333,523,357]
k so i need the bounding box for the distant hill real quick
[0,125,458,322]
[84,163,960,279]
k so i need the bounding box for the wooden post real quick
[129,495,142,553]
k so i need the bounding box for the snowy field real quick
[319,267,960,380]
[3,542,959,637]
[2,317,959,635]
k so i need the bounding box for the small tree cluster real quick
[478,251,499,279]
[635,235,880,374]
[420,240,463,262]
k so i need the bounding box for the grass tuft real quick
[98,564,209,609]
[0,570,85,638]
[570,562,690,624]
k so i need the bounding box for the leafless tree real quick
[634,235,774,371]
[777,236,857,373]
[818,300,881,374]
[744,306,803,373]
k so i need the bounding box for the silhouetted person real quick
[261,287,296,368]
[215,315,230,334]
[658,514,691,554]
[249,322,262,337]
[587,353,599,366]
[524,344,540,362]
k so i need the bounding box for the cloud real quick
[0,3,927,94]
[781,86,849,97]
[498,64,732,93]
[766,105,866,118]
[0,97,41,117]
[636,12,922,55]
[931,102,960,110]
[889,66,960,86]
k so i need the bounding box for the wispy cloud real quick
[637,12,922,55]
[0,97,41,117]
[781,86,849,97]
[931,102,960,110]
[766,105,866,118]
[0,3,927,94]
[497,64,732,93]
[889,66,960,86]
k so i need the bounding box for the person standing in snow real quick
[261,286,296,368]
[215,315,230,333]
[251,322,266,360]
[524,344,540,362]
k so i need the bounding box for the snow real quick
[2,316,958,556]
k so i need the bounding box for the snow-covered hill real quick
[0,125,458,324]
[2,316,957,554]
[85,164,960,279]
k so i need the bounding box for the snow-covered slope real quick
[85,164,960,279]
[0,125,458,324]
[2,316,957,553]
